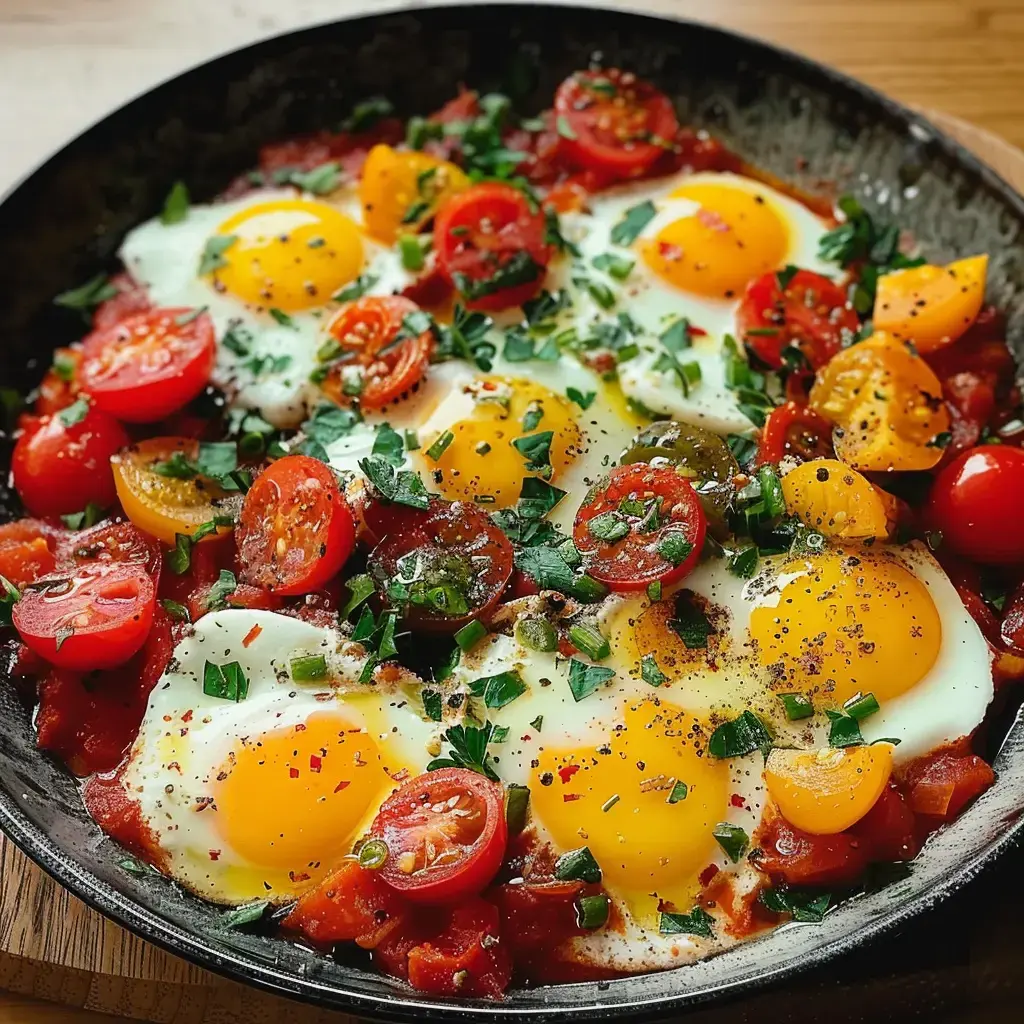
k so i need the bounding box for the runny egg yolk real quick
[212,711,388,897]
[531,699,729,918]
[641,183,789,299]
[208,199,364,311]
[749,549,942,706]
[420,377,583,507]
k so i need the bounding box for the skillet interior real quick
[1,4,1024,1019]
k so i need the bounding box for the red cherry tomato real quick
[367,499,514,633]
[925,446,1024,564]
[434,183,551,311]
[35,348,82,417]
[58,520,162,584]
[759,401,835,465]
[236,455,355,596]
[13,563,156,671]
[91,272,153,330]
[79,308,216,423]
[371,767,508,904]
[319,296,433,410]
[737,270,857,371]
[11,405,129,518]
[553,69,679,179]
[573,464,706,591]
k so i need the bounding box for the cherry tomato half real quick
[737,269,858,371]
[434,183,551,311]
[553,69,679,179]
[80,308,216,423]
[925,446,1024,564]
[367,499,514,633]
[13,563,156,671]
[236,455,355,595]
[573,463,705,591]
[371,767,508,904]
[58,520,163,585]
[759,401,835,465]
[12,405,129,518]
[320,296,433,410]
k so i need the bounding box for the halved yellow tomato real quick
[359,144,470,244]
[781,458,897,540]
[111,437,235,545]
[873,255,987,352]
[764,744,893,835]
[808,331,950,472]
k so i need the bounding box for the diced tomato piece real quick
[82,767,164,867]
[0,519,58,586]
[848,783,921,862]
[899,750,995,824]
[753,812,869,888]
[491,880,585,955]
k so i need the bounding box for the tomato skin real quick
[737,270,857,370]
[371,767,508,905]
[58,520,162,585]
[0,520,58,586]
[759,401,835,465]
[553,69,679,178]
[12,407,129,518]
[925,446,1024,564]
[491,880,585,956]
[899,750,995,824]
[80,309,216,423]
[367,500,514,633]
[13,563,156,671]
[434,183,551,311]
[848,783,920,862]
[237,455,355,596]
[753,813,869,888]
[186,581,282,623]
[36,348,82,417]
[406,898,512,999]
[573,464,706,591]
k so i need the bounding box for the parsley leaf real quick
[427,722,500,781]
[567,658,615,701]
[54,274,117,313]
[610,200,656,245]
[358,455,431,509]
[160,181,190,224]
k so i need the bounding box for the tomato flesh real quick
[434,183,551,311]
[900,750,995,823]
[13,563,156,671]
[80,308,216,423]
[320,296,433,409]
[0,520,58,586]
[573,463,706,591]
[12,406,129,518]
[58,520,163,585]
[367,499,514,632]
[553,69,679,179]
[371,767,507,904]
[759,401,835,465]
[737,269,857,371]
[753,813,869,888]
[236,454,355,595]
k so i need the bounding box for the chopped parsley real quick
[610,200,656,245]
[469,670,527,709]
[198,235,238,276]
[54,274,117,313]
[659,907,714,938]
[712,822,749,863]
[708,711,773,759]
[160,180,190,224]
[567,658,615,701]
[203,660,249,702]
[427,722,501,781]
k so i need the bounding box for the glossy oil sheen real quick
[1,4,1023,1020]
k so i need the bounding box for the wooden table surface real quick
[3,1,1024,1021]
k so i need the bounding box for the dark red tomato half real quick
[13,563,156,671]
[80,308,216,423]
[925,446,1024,564]
[11,405,130,518]
[736,269,858,371]
[573,463,705,592]
[236,455,356,596]
[371,767,508,905]
[434,183,551,312]
[367,499,514,633]
[759,401,835,465]
[553,69,679,179]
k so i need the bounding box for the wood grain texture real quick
[1,2,1024,1021]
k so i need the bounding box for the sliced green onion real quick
[290,654,328,681]
[568,623,610,661]
[426,430,455,461]
[358,838,389,869]
[844,692,880,720]
[517,617,557,652]
[576,894,610,929]
[506,784,530,834]
[780,693,814,721]
[554,846,602,883]
[398,233,426,272]
[454,619,487,652]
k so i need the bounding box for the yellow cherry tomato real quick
[359,145,470,245]
[808,331,950,472]
[874,255,987,352]
[111,437,235,545]
[781,458,897,540]
[764,744,893,835]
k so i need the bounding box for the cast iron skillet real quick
[2,3,1024,1019]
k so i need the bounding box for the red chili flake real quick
[658,240,683,261]
[354,753,367,767]
[698,863,720,888]
[558,764,580,784]
[167,761,182,774]
[696,208,730,233]
[209,850,221,861]
[181,709,193,723]
[521,734,532,742]
[563,793,582,802]
[334,780,350,793]
[315,692,333,702]
[289,767,300,779]
[388,768,409,782]
[294,723,307,732]
[289,871,310,883]
[689,325,708,337]
[162,715,172,722]
[242,624,263,648]
[194,796,214,812]
[309,755,322,773]
[730,794,746,808]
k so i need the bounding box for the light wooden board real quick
[1,2,1024,1021]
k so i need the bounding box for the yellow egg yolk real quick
[419,377,583,507]
[641,183,789,299]
[212,712,389,898]
[208,199,364,311]
[749,549,942,706]
[531,699,729,919]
